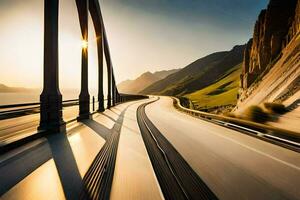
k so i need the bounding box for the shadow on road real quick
[47,133,82,199]
[82,119,111,140]
[0,133,82,200]
[0,100,143,199]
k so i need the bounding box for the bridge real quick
[1,1,300,200]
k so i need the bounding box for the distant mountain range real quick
[117,69,180,94]
[141,45,245,96]
[0,83,36,93]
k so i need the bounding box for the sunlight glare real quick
[81,40,88,49]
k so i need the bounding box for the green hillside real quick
[141,45,245,96]
[185,63,242,111]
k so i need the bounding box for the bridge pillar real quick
[114,83,117,105]
[107,65,112,108]
[89,0,105,112]
[38,0,66,133]
[116,89,120,103]
[112,74,116,106]
[97,34,105,112]
[103,30,112,109]
[76,0,91,120]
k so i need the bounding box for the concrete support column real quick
[115,89,118,104]
[76,0,90,120]
[112,73,116,106]
[107,65,112,109]
[118,90,121,103]
[38,0,66,133]
[97,34,105,112]
[89,0,104,112]
[103,30,112,109]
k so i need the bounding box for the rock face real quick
[241,0,299,89]
[287,0,300,42]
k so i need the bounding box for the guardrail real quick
[172,97,300,145]
[0,93,148,121]
[118,94,148,103]
[0,99,91,120]
[0,94,148,153]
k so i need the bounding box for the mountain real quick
[0,83,34,93]
[185,63,242,113]
[141,45,245,96]
[236,0,300,112]
[153,70,180,79]
[241,0,297,90]
[117,69,180,94]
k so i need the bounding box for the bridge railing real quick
[0,93,148,121]
[0,98,104,120]
[173,97,300,143]
[0,99,78,120]
[118,93,148,103]
[0,94,148,152]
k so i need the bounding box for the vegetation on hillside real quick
[263,102,287,114]
[243,105,270,123]
[184,64,242,113]
[141,45,245,96]
[240,102,287,124]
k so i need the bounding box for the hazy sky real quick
[0,0,268,91]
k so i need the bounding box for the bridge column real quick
[88,0,105,112]
[97,34,105,112]
[103,30,112,109]
[38,0,66,133]
[107,65,112,108]
[112,74,116,106]
[116,89,120,103]
[76,0,90,120]
[114,81,117,104]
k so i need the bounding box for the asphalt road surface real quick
[145,97,300,200]
[1,97,300,200]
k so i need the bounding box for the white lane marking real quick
[161,97,300,171]
[199,124,300,171]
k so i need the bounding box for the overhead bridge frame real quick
[39,0,121,133]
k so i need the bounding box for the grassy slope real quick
[141,45,245,96]
[140,52,228,95]
[185,63,242,109]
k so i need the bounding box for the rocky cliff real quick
[236,0,300,112]
[241,0,298,89]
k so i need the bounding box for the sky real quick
[0,0,269,92]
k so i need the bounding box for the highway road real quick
[0,97,300,200]
[145,97,300,200]
[0,99,163,200]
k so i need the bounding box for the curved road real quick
[145,97,300,200]
[1,97,300,200]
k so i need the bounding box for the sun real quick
[81,40,88,49]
